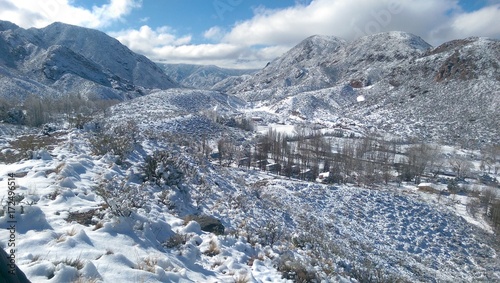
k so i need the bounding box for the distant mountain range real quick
[0,20,177,100]
[158,63,256,89]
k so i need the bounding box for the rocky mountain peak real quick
[0,21,178,100]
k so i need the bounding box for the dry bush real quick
[136,256,158,273]
[48,188,60,201]
[203,240,220,257]
[94,178,149,217]
[163,233,188,249]
[66,209,99,226]
[54,257,84,270]
[276,255,317,283]
[141,151,184,186]
[88,121,138,162]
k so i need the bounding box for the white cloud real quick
[221,0,500,47]
[0,0,141,29]
[110,25,192,55]
[110,24,288,69]
[111,25,253,68]
[446,4,500,39]
[204,26,224,41]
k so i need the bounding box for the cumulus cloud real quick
[235,0,498,46]
[0,0,141,28]
[445,4,500,40]
[110,25,192,55]
[204,26,224,41]
[110,25,261,68]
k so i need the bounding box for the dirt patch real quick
[0,131,67,163]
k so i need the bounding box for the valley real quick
[0,20,499,282]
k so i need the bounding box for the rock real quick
[0,248,31,283]
[187,215,225,235]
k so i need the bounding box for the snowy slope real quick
[216,35,347,99]
[0,21,177,100]
[223,32,499,146]
[0,125,498,282]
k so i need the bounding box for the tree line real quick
[0,94,119,128]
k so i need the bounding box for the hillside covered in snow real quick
[215,32,500,146]
[0,21,177,101]
[1,22,500,283]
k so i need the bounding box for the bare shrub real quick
[276,254,317,283]
[163,233,188,249]
[88,121,138,162]
[94,178,148,217]
[203,240,220,257]
[141,151,184,186]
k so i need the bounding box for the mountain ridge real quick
[0,20,178,100]
[159,63,256,89]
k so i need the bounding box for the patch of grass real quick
[54,257,84,270]
[66,227,78,236]
[0,132,66,163]
[163,233,188,249]
[55,234,66,243]
[67,209,98,226]
[203,240,220,257]
[418,186,441,194]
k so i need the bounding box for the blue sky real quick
[0,0,499,68]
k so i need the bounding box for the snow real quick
[0,131,289,283]
[0,99,499,282]
[0,20,177,100]
[0,22,500,283]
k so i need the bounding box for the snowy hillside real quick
[223,32,500,145]
[215,35,347,98]
[0,88,499,282]
[159,63,256,89]
[0,21,177,100]
[1,22,500,282]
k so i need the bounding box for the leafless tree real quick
[449,155,473,179]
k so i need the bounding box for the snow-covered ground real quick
[0,131,286,282]
[1,122,499,282]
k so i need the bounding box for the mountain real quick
[214,35,347,97]
[1,25,500,283]
[0,21,177,100]
[159,63,256,89]
[216,32,431,99]
[220,32,499,145]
